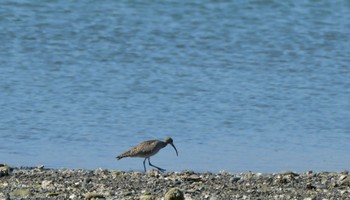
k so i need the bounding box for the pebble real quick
[0,164,12,177]
[85,192,105,199]
[339,175,350,186]
[140,193,156,200]
[9,189,32,198]
[0,192,9,200]
[165,188,184,200]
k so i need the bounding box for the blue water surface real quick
[1,0,350,172]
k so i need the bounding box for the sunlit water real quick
[1,0,350,173]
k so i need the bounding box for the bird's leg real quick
[143,158,147,172]
[148,157,166,172]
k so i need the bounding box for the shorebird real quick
[116,137,178,172]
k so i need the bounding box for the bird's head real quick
[164,137,178,156]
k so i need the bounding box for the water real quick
[1,0,350,173]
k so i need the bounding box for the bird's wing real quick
[117,140,158,158]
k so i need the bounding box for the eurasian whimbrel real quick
[116,137,178,172]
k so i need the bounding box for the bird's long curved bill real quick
[171,143,178,156]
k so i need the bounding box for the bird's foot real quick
[152,167,165,172]
[158,168,166,172]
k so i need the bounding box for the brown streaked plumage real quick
[116,137,178,172]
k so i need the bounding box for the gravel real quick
[0,164,349,199]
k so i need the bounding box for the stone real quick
[185,174,202,182]
[230,176,241,183]
[46,192,60,197]
[140,192,156,200]
[9,190,32,198]
[0,192,9,200]
[165,188,184,200]
[111,170,123,177]
[85,192,105,199]
[280,171,299,177]
[0,165,11,177]
[42,180,53,189]
[339,175,350,186]
[303,196,316,200]
[313,184,327,189]
[37,165,45,170]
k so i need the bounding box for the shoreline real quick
[1,165,349,199]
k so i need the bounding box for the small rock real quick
[219,170,230,175]
[185,174,202,182]
[259,184,270,193]
[0,165,12,177]
[85,192,105,199]
[230,176,241,183]
[184,194,194,200]
[183,170,195,175]
[340,189,349,195]
[9,190,32,198]
[0,192,10,200]
[306,183,316,190]
[303,196,316,200]
[111,170,123,177]
[147,169,161,177]
[339,175,350,186]
[306,171,313,176]
[280,171,299,177]
[37,165,45,169]
[313,184,327,189]
[165,188,184,200]
[42,180,53,189]
[46,192,60,197]
[140,192,156,200]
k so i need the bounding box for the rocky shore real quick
[1,164,349,199]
